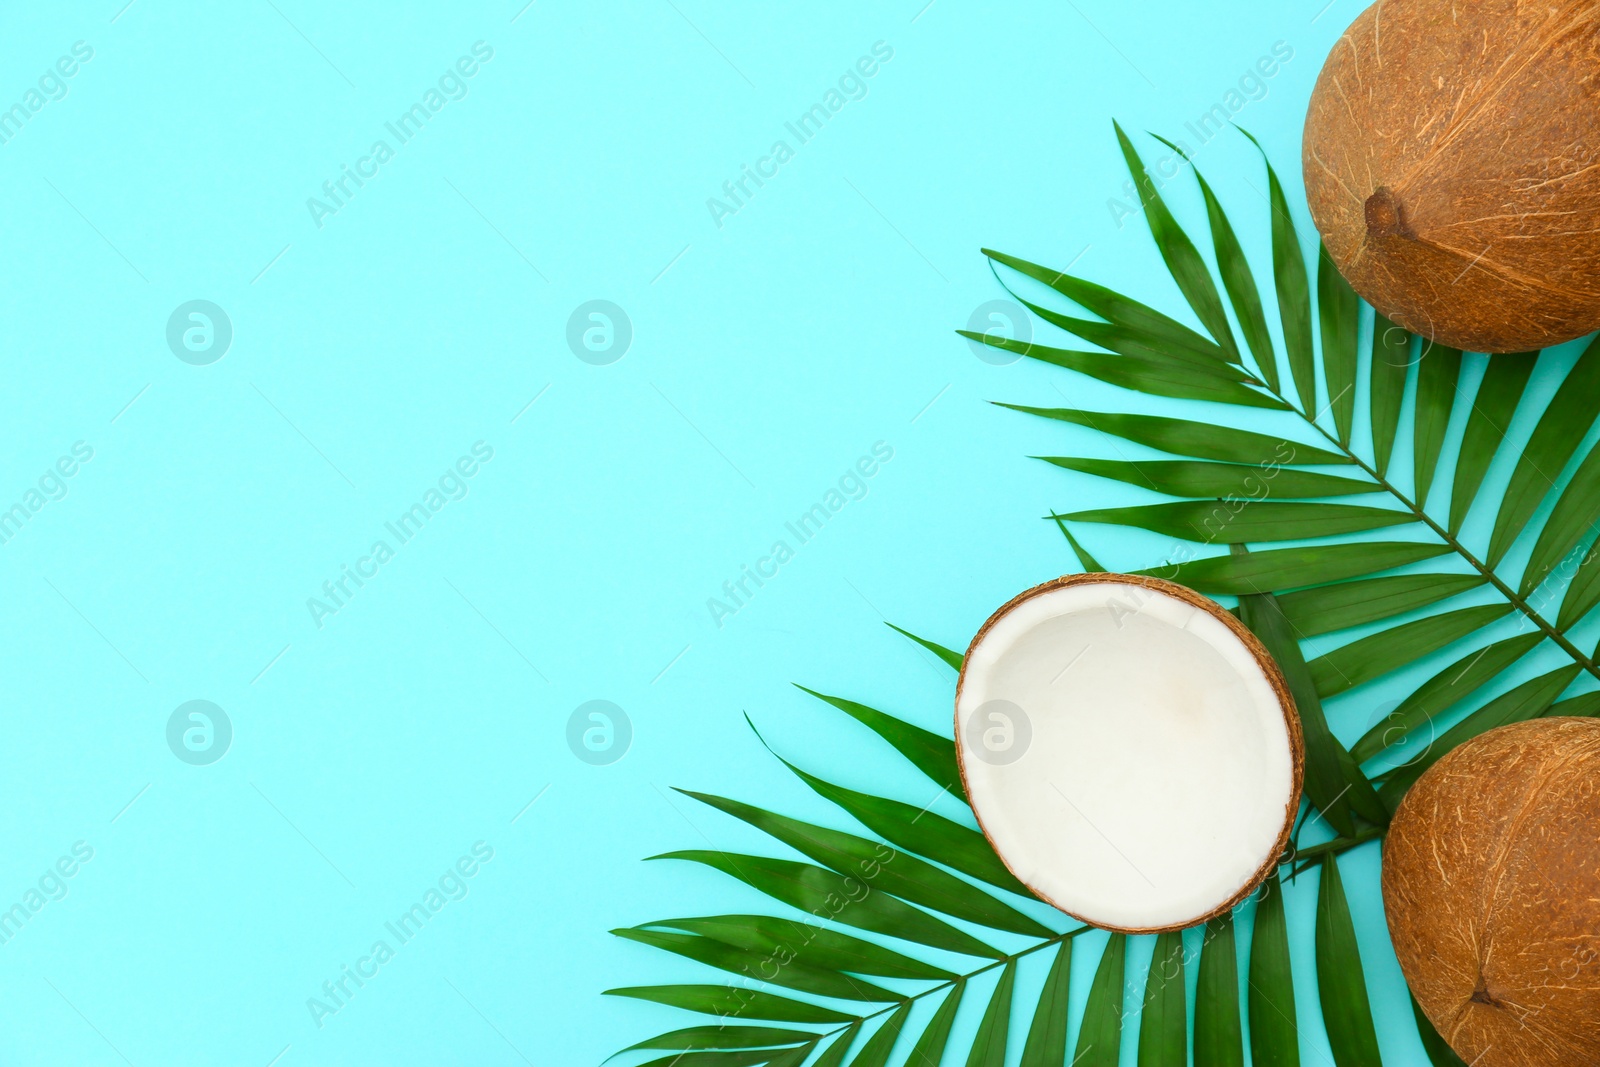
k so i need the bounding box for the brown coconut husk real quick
[1383,716,1600,1067]
[1303,0,1600,354]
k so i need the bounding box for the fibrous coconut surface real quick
[1303,0,1600,353]
[1384,716,1600,1067]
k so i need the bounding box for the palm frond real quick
[607,127,1600,1065]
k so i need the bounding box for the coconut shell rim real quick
[954,572,1307,935]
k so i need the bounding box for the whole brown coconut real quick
[1303,0,1600,354]
[1383,717,1600,1067]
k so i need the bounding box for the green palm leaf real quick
[1055,517,1107,572]
[1315,857,1382,1067]
[795,686,964,802]
[645,915,954,981]
[1195,916,1244,1067]
[885,623,964,671]
[1000,402,1345,463]
[964,961,1016,1067]
[675,789,1052,937]
[1350,633,1544,763]
[1449,356,1533,533]
[649,851,1002,959]
[1276,573,1483,637]
[1487,338,1600,566]
[847,1006,908,1067]
[1368,315,1410,477]
[609,127,1600,1067]
[759,742,1029,896]
[606,985,857,1024]
[1306,603,1511,696]
[1143,541,1451,595]
[1061,500,1409,543]
[1037,456,1372,498]
[612,925,899,1002]
[1248,877,1299,1067]
[906,982,964,1065]
[616,1026,817,1054]
[1074,935,1127,1067]
[1411,345,1463,508]
[1378,665,1581,807]
[1317,247,1360,445]
[1020,941,1073,1066]
[1138,931,1186,1067]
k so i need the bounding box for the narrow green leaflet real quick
[633,1050,797,1067]
[1038,456,1373,498]
[1306,604,1511,696]
[996,404,1347,464]
[612,927,898,1002]
[1449,356,1533,533]
[1350,633,1544,762]
[847,1003,911,1067]
[1369,314,1410,477]
[795,687,964,802]
[994,282,1236,373]
[1021,941,1072,1067]
[1316,857,1383,1067]
[1074,934,1127,1067]
[1144,541,1450,595]
[980,248,1226,362]
[617,1025,820,1054]
[1489,337,1600,566]
[905,981,965,1066]
[1412,346,1462,508]
[1521,441,1600,595]
[1545,691,1600,717]
[771,755,1032,897]
[1061,500,1409,543]
[965,960,1017,1067]
[813,1023,860,1067]
[1276,573,1483,637]
[675,792,1052,937]
[1379,665,1581,807]
[1240,127,1313,414]
[886,623,963,671]
[647,915,955,981]
[763,1043,820,1067]
[1412,997,1468,1067]
[650,852,1002,959]
[1196,915,1244,1067]
[1115,122,1239,358]
[1238,589,1374,834]
[1056,517,1107,572]
[1558,546,1600,631]
[1248,876,1299,1067]
[1317,245,1360,445]
[963,332,1281,408]
[1138,931,1186,1067]
[604,985,856,1024]
[1187,152,1279,389]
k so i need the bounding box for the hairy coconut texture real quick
[955,574,1304,933]
[1303,0,1600,354]
[1384,717,1600,1067]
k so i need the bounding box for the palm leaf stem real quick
[778,923,1096,1047]
[1235,356,1600,686]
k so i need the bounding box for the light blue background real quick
[0,1,1554,1063]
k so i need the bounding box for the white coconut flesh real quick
[957,579,1298,931]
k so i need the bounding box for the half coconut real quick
[956,574,1304,932]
